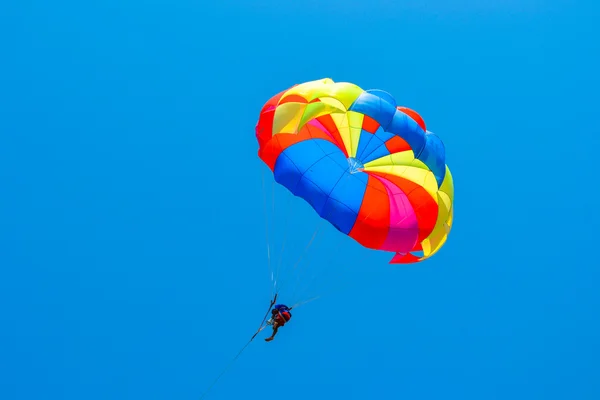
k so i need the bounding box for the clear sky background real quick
[1,1,599,399]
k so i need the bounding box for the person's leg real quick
[265,322,280,341]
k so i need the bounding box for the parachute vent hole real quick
[347,157,364,174]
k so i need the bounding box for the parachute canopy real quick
[255,78,454,264]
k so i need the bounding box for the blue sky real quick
[1,1,599,399]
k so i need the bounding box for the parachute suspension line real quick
[273,193,292,296]
[289,226,348,306]
[292,222,322,271]
[275,220,323,297]
[290,295,321,310]
[307,237,393,305]
[290,267,318,307]
[289,224,341,304]
[260,168,275,297]
[290,206,377,305]
[199,294,277,400]
[274,168,353,297]
[270,176,282,294]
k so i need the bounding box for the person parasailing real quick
[265,304,292,342]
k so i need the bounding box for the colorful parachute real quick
[255,78,454,264]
